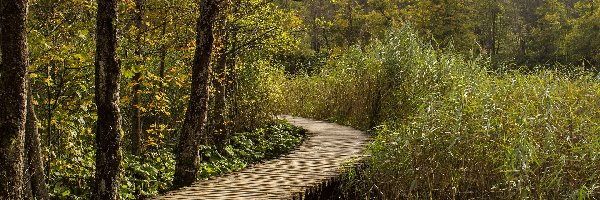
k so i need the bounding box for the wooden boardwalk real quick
[153,116,370,200]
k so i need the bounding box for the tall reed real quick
[283,26,600,199]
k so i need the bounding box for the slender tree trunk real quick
[226,29,239,133]
[345,3,354,46]
[93,0,123,199]
[131,74,142,154]
[0,0,29,198]
[131,5,145,198]
[213,53,228,151]
[44,64,52,178]
[130,0,145,157]
[173,0,220,188]
[159,18,167,79]
[489,1,498,55]
[309,0,321,52]
[518,28,526,64]
[490,1,498,66]
[155,15,167,141]
[24,83,50,200]
[212,6,229,153]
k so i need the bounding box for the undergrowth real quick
[50,121,306,199]
[283,26,600,199]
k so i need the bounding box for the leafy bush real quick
[284,26,600,199]
[47,121,305,199]
[197,121,307,178]
[121,149,175,199]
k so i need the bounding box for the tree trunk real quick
[155,16,167,140]
[0,0,29,198]
[212,6,229,153]
[130,0,145,157]
[24,83,50,200]
[159,19,167,79]
[173,0,220,189]
[131,75,142,155]
[213,53,228,152]
[308,0,323,52]
[490,1,498,67]
[93,0,123,199]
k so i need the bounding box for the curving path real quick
[153,116,370,200]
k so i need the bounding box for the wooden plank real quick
[152,116,369,200]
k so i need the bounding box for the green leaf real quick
[61,189,71,197]
[123,69,134,79]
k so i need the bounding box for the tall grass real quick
[283,27,600,199]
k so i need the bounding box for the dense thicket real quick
[284,27,600,199]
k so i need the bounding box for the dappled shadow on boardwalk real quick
[153,116,370,200]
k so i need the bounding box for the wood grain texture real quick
[155,116,370,200]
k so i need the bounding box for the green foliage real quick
[291,0,600,68]
[409,0,479,52]
[531,0,568,63]
[197,121,307,178]
[48,144,95,199]
[564,1,600,66]
[228,0,301,56]
[45,121,304,199]
[27,1,98,199]
[120,150,175,199]
[284,26,600,198]
[206,0,302,133]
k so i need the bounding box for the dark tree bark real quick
[0,0,29,198]
[173,0,220,189]
[93,0,123,199]
[24,83,50,200]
